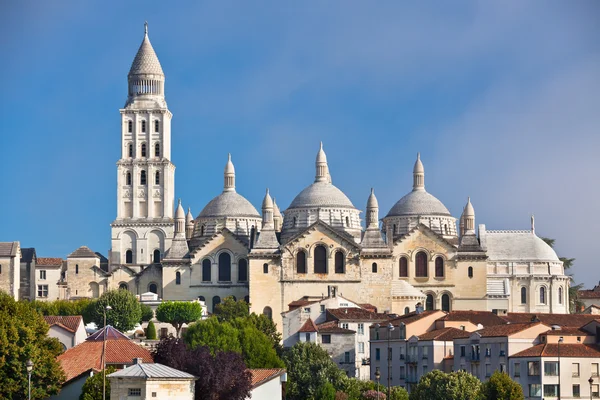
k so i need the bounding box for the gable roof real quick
[317,320,355,334]
[189,227,250,257]
[87,326,130,341]
[474,322,547,338]
[388,310,443,327]
[43,316,83,333]
[298,318,318,333]
[68,246,98,258]
[282,220,361,251]
[394,223,458,250]
[512,343,600,358]
[36,257,63,267]
[416,327,470,341]
[503,313,599,327]
[0,242,19,257]
[108,362,196,379]
[326,308,390,322]
[250,369,286,389]
[579,289,600,299]
[440,311,508,327]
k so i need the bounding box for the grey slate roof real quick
[386,190,451,217]
[164,234,189,259]
[68,246,98,259]
[287,181,355,210]
[129,31,164,77]
[481,230,559,262]
[0,242,19,257]
[252,229,280,250]
[20,248,36,263]
[198,191,260,219]
[108,362,196,380]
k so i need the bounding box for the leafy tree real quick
[478,371,524,400]
[156,301,203,337]
[0,291,66,399]
[153,337,252,400]
[339,377,376,400]
[363,390,386,399]
[389,386,410,400]
[283,342,347,400]
[185,317,284,368]
[146,320,157,340]
[79,366,117,400]
[248,313,283,356]
[541,237,584,312]
[140,303,154,322]
[410,370,481,400]
[90,289,142,331]
[214,296,249,322]
[29,298,96,323]
[316,382,337,400]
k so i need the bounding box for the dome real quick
[129,23,164,77]
[366,188,378,209]
[386,190,451,217]
[483,230,560,262]
[198,191,260,219]
[288,181,355,210]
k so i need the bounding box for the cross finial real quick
[144,21,148,35]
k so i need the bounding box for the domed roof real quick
[198,191,260,219]
[367,188,378,209]
[129,23,164,77]
[288,181,355,210]
[386,190,451,217]
[483,230,560,262]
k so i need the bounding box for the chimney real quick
[133,358,143,365]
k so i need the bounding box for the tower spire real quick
[315,142,329,183]
[366,188,379,229]
[144,21,148,35]
[224,153,236,192]
[413,152,425,191]
[262,188,274,229]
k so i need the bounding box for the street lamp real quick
[26,359,33,400]
[558,336,563,400]
[589,377,594,400]
[102,305,112,400]
[387,322,395,399]
[375,367,381,400]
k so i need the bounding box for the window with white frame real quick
[37,285,48,298]
[529,384,541,397]
[358,323,364,335]
[593,363,599,377]
[39,270,46,280]
[358,342,364,354]
[303,307,311,313]
[544,361,558,376]
[573,363,580,377]
[341,323,349,330]
[543,384,558,397]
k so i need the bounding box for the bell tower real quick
[110,23,175,269]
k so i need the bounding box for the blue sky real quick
[1,1,598,286]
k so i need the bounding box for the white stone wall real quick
[247,377,284,400]
[34,265,62,301]
[109,377,195,400]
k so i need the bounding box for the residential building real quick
[43,315,87,350]
[247,369,287,400]
[35,258,64,301]
[0,241,21,299]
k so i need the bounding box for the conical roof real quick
[367,188,378,209]
[129,23,164,77]
[175,199,185,219]
[87,325,130,341]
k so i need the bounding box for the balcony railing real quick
[470,354,481,362]
[406,355,419,363]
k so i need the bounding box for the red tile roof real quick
[326,308,390,322]
[317,321,355,334]
[36,257,63,266]
[512,343,600,358]
[288,299,319,311]
[579,289,600,299]
[249,369,286,389]
[416,327,470,341]
[58,337,153,382]
[359,303,378,312]
[503,313,599,327]
[43,316,83,333]
[475,322,546,338]
[542,327,589,336]
[388,310,441,327]
[298,318,318,333]
[440,311,508,327]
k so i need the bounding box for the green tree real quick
[214,296,249,322]
[28,298,96,323]
[389,386,409,400]
[0,291,66,399]
[79,366,117,400]
[90,289,142,331]
[156,301,203,337]
[283,342,347,400]
[185,317,241,353]
[146,320,157,340]
[410,370,481,400]
[541,237,584,313]
[478,371,524,400]
[140,303,154,322]
[248,313,283,356]
[338,377,375,400]
[316,382,337,400]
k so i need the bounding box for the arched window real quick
[372,263,378,273]
[334,251,345,274]
[125,250,133,264]
[154,120,159,132]
[399,257,408,277]
[540,287,546,304]
[141,120,146,132]
[218,253,231,282]
[296,251,307,274]
[426,294,434,311]
[559,287,563,304]
[126,172,131,185]
[263,263,269,274]
[263,306,273,321]
[154,143,160,157]
[393,224,397,234]
[415,251,428,277]
[75,264,79,274]
[435,257,444,278]
[149,283,158,294]
[175,272,181,285]
[212,296,221,313]
[521,287,527,304]
[238,259,248,282]
[140,170,147,185]
[198,296,206,302]
[128,120,132,133]
[404,307,410,315]
[153,249,160,264]
[468,266,473,278]
[314,245,327,274]
[200,225,205,236]
[293,216,298,227]
[155,171,160,185]
[128,143,133,157]
[202,259,211,282]
[441,294,451,312]
[119,283,128,291]
[345,216,350,227]
[444,224,449,235]
[141,143,147,157]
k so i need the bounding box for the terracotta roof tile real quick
[249,369,286,388]
[387,310,441,327]
[417,327,470,341]
[579,290,600,299]
[36,257,63,266]
[503,313,599,327]
[317,321,355,334]
[512,343,600,358]
[542,327,589,336]
[440,311,508,327]
[43,316,83,333]
[475,322,546,338]
[326,308,390,322]
[288,299,319,311]
[298,318,318,333]
[359,303,378,312]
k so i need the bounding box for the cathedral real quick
[1,25,570,331]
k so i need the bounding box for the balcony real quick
[406,355,419,364]
[470,354,481,362]
[405,375,419,383]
